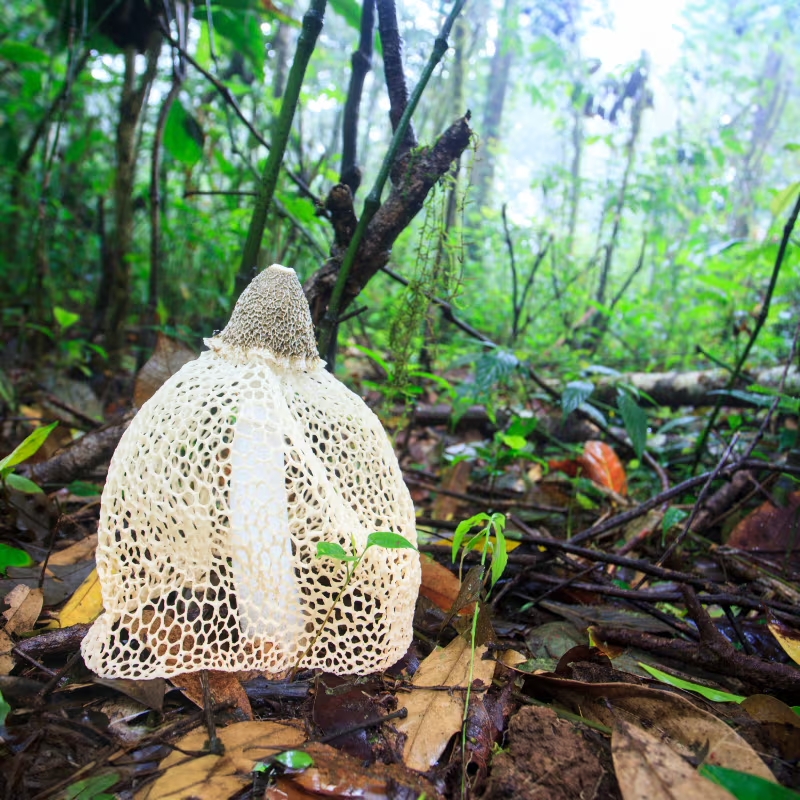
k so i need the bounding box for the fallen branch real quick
[20,412,134,486]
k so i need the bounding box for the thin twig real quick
[692,188,800,471]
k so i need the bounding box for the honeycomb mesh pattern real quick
[82,266,420,679]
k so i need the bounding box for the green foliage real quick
[0,543,35,575]
[639,662,746,703]
[61,774,119,800]
[0,688,9,726]
[165,101,205,166]
[451,512,508,593]
[0,421,57,494]
[699,765,800,799]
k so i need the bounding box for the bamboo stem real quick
[237,0,327,295]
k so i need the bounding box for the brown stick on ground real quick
[595,585,800,696]
[20,412,134,486]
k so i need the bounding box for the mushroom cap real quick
[208,264,321,368]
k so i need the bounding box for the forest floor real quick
[1,346,800,800]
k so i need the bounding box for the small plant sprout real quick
[0,421,58,495]
[451,512,509,596]
[82,265,420,679]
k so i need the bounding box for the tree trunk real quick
[470,0,517,211]
[97,34,161,368]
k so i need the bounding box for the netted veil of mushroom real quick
[81,264,420,679]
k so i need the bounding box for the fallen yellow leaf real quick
[49,567,103,628]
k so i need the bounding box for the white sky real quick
[583,0,687,70]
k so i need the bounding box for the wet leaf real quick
[62,772,119,800]
[0,543,34,575]
[766,612,800,666]
[133,334,197,407]
[396,634,496,771]
[366,531,417,550]
[94,677,166,712]
[51,567,103,628]
[171,670,253,720]
[580,440,628,495]
[727,491,800,558]
[639,662,746,704]
[522,674,776,781]
[273,750,314,770]
[613,718,736,799]
[700,765,800,799]
[136,720,305,800]
[419,555,467,613]
[0,421,58,473]
[3,584,43,635]
[548,440,628,495]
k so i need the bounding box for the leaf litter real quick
[3,355,800,799]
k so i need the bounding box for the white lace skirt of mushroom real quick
[81,264,420,679]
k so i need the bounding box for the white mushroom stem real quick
[229,398,304,642]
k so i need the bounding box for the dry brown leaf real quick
[0,629,15,675]
[136,720,304,800]
[431,459,472,521]
[171,670,253,720]
[289,741,443,799]
[612,718,736,800]
[419,556,470,614]
[48,534,98,567]
[727,490,800,556]
[523,673,776,781]
[134,334,197,408]
[3,585,43,635]
[50,567,103,628]
[397,635,496,772]
[741,694,800,728]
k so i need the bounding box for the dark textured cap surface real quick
[215,265,320,363]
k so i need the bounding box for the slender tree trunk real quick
[98,33,162,368]
[471,0,517,211]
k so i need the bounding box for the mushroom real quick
[82,265,420,678]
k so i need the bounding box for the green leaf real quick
[63,773,119,800]
[662,506,688,533]
[53,306,80,329]
[165,101,205,166]
[273,749,314,769]
[562,380,595,416]
[771,181,800,219]
[490,532,508,587]
[500,434,528,451]
[211,8,265,77]
[475,350,519,395]
[366,531,417,550]
[315,542,356,561]
[0,689,9,726]
[617,389,648,458]
[452,513,490,562]
[0,422,58,473]
[639,663,745,703]
[699,764,800,799]
[5,473,43,494]
[0,543,34,576]
[0,41,49,64]
[66,481,102,497]
[329,0,362,30]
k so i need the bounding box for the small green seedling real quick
[451,512,508,595]
[0,421,58,494]
[295,531,417,671]
[253,750,314,794]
